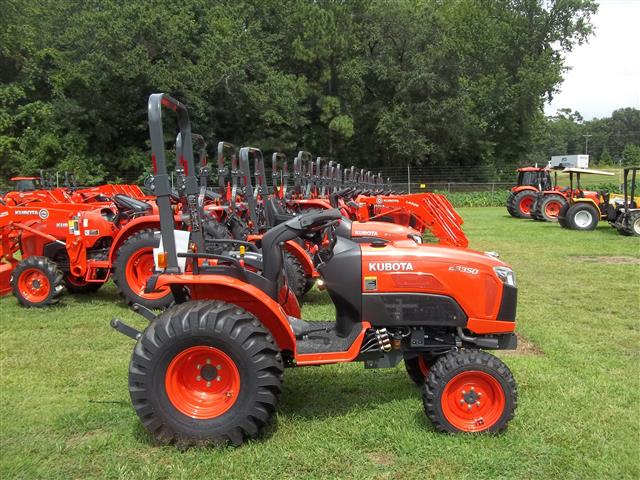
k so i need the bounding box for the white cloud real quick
[544,0,640,119]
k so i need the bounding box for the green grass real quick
[1,207,639,479]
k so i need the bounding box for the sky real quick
[544,0,640,120]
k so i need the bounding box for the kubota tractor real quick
[506,167,555,219]
[110,93,518,447]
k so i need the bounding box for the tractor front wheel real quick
[566,203,600,231]
[423,350,516,433]
[538,194,566,222]
[557,203,571,228]
[128,300,283,447]
[113,229,174,309]
[11,256,63,307]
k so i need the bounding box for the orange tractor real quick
[111,93,518,446]
[506,167,564,219]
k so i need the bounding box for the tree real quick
[621,144,640,167]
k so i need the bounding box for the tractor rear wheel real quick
[566,203,600,231]
[423,349,516,433]
[284,252,306,300]
[513,191,537,219]
[113,229,174,309]
[404,353,437,385]
[63,273,103,294]
[128,300,283,447]
[505,193,518,217]
[11,256,63,307]
[537,194,566,222]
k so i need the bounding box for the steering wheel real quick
[301,218,340,265]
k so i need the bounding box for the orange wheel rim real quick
[544,201,562,217]
[418,356,430,377]
[18,268,50,302]
[519,197,533,214]
[441,370,505,432]
[165,346,241,419]
[125,247,169,300]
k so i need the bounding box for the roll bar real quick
[148,93,203,270]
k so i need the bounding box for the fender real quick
[511,185,538,194]
[154,273,297,352]
[108,214,182,263]
[284,240,316,277]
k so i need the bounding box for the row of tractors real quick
[0,138,467,309]
[1,93,525,443]
[506,165,639,235]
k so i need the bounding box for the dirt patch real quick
[501,333,543,356]
[366,451,395,467]
[572,255,640,265]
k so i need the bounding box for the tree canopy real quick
[0,0,607,184]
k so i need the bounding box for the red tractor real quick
[506,167,556,219]
[111,93,518,447]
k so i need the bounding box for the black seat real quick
[113,194,152,214]
[204,189,221,201]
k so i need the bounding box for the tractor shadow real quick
[278,365,419,421]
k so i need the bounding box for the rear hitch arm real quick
[110,318,142,341]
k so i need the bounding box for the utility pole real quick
[583,134,592,155]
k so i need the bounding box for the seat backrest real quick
[113,194,152,214]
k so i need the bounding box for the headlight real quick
[484,251,500,259]
[493,266,516,287]
[409,234,423,244]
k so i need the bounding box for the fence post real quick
[447,182,451,193]
[407,164,411,193]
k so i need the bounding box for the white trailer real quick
[548,154,589,169]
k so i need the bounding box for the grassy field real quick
[1,207,639,479]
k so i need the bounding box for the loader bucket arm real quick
[358,193,469,247]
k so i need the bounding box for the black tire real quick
[404,352,438,385]
[512,190,537,219]
[128,300,284,447]
[536,194,567,223]
[505,193,517,217]
[302,277,316,295]
[63,273,103,294]
[530,195,544,221]
[284,252,306,300]
[617,211,640,237]
[566,203,600,231]
[10,256,63,307]
[557,202,571,228]
[423,349,517,433]
[113,229,174,309]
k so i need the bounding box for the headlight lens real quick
[409,234,423,244]
[493,266,516,287]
